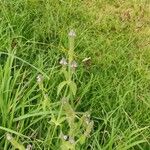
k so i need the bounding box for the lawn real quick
[0,0,150,149]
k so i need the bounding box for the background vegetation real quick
[0,0,149,149]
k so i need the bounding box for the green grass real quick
[0,0,150,149]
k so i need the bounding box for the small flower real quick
[26,144,32,150]
[83,112,90,119]
[6,133,12,141]
[68,30,76,37]
[84,120,94,137]
[61,97,68,104]
[60,132,67,140]
[85,118,90,125]
[59,57,68,66]
[37,74,43,83]
[63,135,68,141]
[71,60,78,69]
[69,136,75,144]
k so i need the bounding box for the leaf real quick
[121,140,146,150]
[69,81,77,96]
[57,81,68,96]
[62,70,69,80]
[79,135,86,145]
[0,126,29,139]
[61,141,75,150]
[6,133,26,150]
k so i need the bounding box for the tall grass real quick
[0,0,150,149]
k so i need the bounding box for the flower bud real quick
[37,74,43,83]
[26,144,32,150]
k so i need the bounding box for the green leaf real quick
[6,133,26,150]
[62,70,69,80]
[79,135,86,145]
[0,126,29,139]
[61,141,75,150]
[57,81,68,95]
[69,81,77,96]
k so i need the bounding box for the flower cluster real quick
[59,57,68,66]
[59,57,78,70]
[61,134,75,144]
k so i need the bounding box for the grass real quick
[0,0,150,149]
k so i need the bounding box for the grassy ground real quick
[0,0,150,149]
